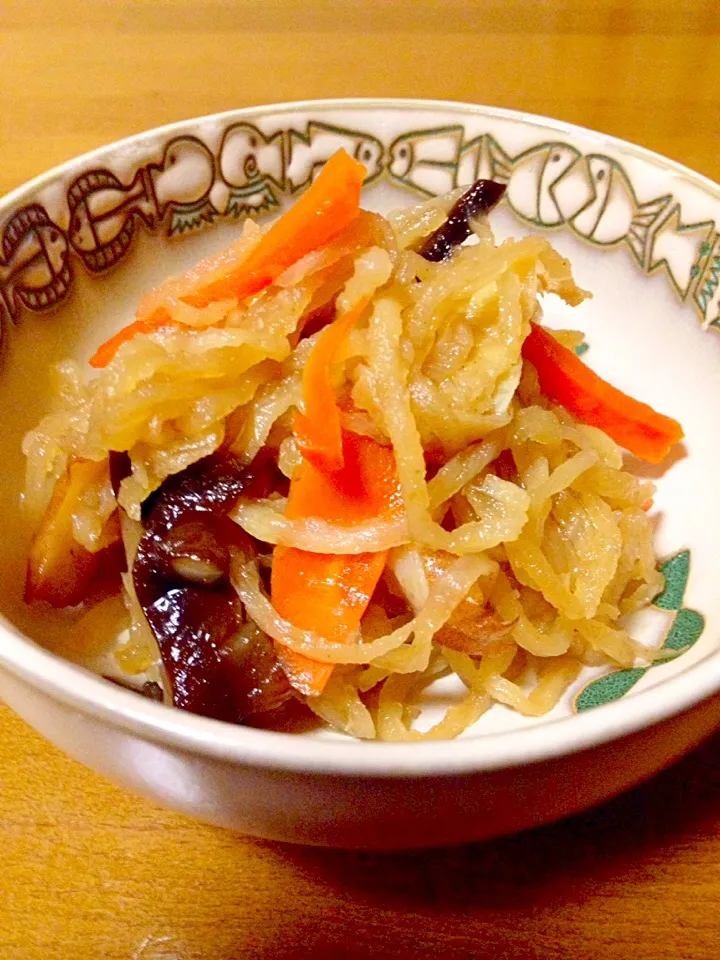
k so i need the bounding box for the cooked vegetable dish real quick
[22,150,684,740]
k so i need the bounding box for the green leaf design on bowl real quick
[574,342,589,356]
[574,667,648,712]
[574,608,705,713]
[662,607,705,652]
[654,550,690,610]
[574,550,703,712]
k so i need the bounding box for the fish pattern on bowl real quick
[2,115,720,335]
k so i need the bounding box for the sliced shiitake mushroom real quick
[132,451,291,723]
[418,179,507,262]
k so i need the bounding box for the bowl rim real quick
[2,95,719,778]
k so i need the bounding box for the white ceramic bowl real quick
[2,99,720,849]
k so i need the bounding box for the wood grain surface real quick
[2,2,720,957]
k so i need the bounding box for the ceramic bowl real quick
[2,99,720,849]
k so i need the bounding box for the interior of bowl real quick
[2,99,720,762]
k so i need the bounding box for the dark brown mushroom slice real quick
[132,450,291,723]
[418,179,507,262]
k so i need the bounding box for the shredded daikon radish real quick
[233,499,409,553]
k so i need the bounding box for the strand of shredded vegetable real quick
[367,284,531,556]
[233,499,410,553]
[232,553,492,670]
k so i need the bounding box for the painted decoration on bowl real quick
[0,204,72,321]
[574,550,706,712]
[2,117,720,332]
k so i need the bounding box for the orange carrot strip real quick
[286,429,401,525]
[89,314,171,369]
[89,148,367,368]
[181,149,367,309]
[522,323,684,464]
[294,296,371,473]
[271,431,401,697]
[272,550,388,698]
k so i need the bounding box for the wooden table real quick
[2,2,720,957]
